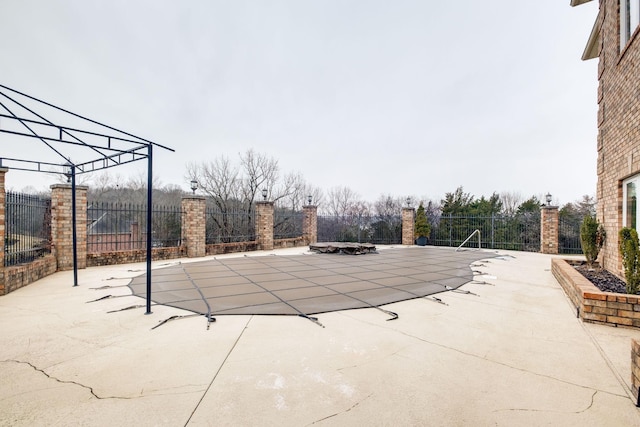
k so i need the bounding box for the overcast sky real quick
[1,0,599,206]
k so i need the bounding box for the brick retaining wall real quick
[552,258,640,328]
[86,247,186,267]
[633,339,640,406]
[2,255,57,295]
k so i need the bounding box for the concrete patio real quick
[1,246,640,426]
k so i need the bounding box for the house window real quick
[623,175,640,229]
[621,0,640,50]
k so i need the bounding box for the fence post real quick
[181,195,206,258]
[491,214,495,249]
[256,201,274,250]
[303,204,317,244]
[0,168,7,295]
[402,207,415,245]
[50,183,88,271]
[540,205,559,254]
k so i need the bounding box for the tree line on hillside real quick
[9,149,594,249]
[76,149,595,219]
[14,149,597,222]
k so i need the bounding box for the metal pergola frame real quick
[0,84,174,315]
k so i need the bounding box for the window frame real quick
[623,174,640,230]
[621,0,640,51]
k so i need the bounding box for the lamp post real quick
[63,160,78,287]
[545,193,552,206]
[406,197,412,208]
[63,161,73,183]
[190,179,198,195]
[262,188,268,201]
[307,195,312,206]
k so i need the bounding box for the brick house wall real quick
[581,0,640,277]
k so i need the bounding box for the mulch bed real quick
[574,264,627,294]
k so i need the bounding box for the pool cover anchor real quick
[86,294,113,303]
[427,296,448,305]
[150,313,213,330]
[298,314,325,328]
[470,280,495,286]
[379,308,399,321]
[107,304,146,313]
[444,285,479,296]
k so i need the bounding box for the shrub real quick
[619,227,640,294]
[580,215,605,268]
[414,202,431,238]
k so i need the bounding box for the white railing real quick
[456,229,481,251]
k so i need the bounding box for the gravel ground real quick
[574,264,627,294]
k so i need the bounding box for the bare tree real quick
[576,194,597,217]
[324,186,360,216]
[500,191,523,216]
[274,171,307,210]
[374,194,403,218]
[239,148,279,205]
[186,157,240,211]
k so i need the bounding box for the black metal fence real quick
[87,202,182,253]
[318,215,403,244]
[6,192,586,262]
[205,206,255,243]
[559,215,583,254]
[274,209,304,239]
[4,192,51,266]
[430,213,541,252]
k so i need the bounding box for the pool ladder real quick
[456,229,481,251]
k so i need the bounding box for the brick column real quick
[51,184,88,270]
[181,195,206,258]
[402,207,415,245]
[541,205,559,254]
[0,168,7,295]
[255,201,274,251]
[303,205,317,244]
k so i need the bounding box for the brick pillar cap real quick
[0,167,9,173]
[182,195,206,200]
[50,183,89,190]
[541,205,558,210]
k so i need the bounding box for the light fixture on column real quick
[63,161,73,183]
[406,197,412,208]
[190,179,198,194]
[307,195,312,205]
[545,193,552,206]
[262,188,268,201]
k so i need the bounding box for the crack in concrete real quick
[307,392,373,425]
[493,390,598,414]
[2,359,209,401]
[2,359,132,400]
